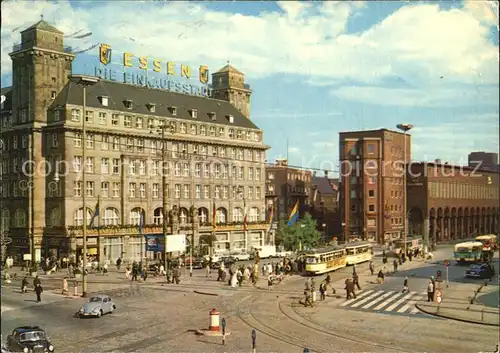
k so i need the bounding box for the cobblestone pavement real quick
[2,247,498,352]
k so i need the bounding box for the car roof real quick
[91,294,109,298]
[14,327,43,333]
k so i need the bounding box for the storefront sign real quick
[145,234,165,252]
[95,44,212,97]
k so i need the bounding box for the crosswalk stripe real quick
[362,291,395,309]
[385,292,415,311]
[397,293,424,313]
[373,292,405,310]
[340,290,374,307]
[410,306,420,314]
[351,291,385,308]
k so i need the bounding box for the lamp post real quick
[68,74,100,297]
[396,123,413,258]
[322,223,327,244]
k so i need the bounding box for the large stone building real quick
[468,151,499,172]
[0,20,271,264]
[310,174,341,241]
[407,162,499,242]
[339,129,410,244]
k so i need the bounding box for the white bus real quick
[345,242,373,265]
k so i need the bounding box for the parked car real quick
[465,263,495,279]
[221,256,237,266]
[79,294,116,318]
[231,252,250,261]
[6,326,54,353]
[193,257,205,269]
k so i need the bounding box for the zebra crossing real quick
[340,289,429,316]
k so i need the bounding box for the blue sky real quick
[2,0,499,174]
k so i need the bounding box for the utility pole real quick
[162,126,168,273]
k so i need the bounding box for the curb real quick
[415,304,500,327]
[193,290,219,296]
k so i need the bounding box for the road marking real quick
[397,293,424,313]
[351,291,385,308]
[340,290,374,307]
[372,292,405,311]
[1,305,16,313]
[361,291,395,309]
[385,292,415,311]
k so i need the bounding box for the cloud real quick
[254,111,344,119]
[288,147,301,154]
[2,0,497,99]
[411,113,499,163]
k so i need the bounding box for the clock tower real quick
[211,64,252,119]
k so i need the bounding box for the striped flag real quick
[88,196,100,228]
[267,204,274,233]
[243,197,247,231]
[287,201,299,227]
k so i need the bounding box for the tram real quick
[453,241,483,263]
[304,246,347,275]
[345,242,374,265]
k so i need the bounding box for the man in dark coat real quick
[34,283,43,303]
[352,272,361,291]
[345,278,356,299]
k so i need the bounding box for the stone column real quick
[423,218,430,250]
[431,217,437,243]
[470,215,475,237]
[453,216,458,241]
[460,216,464,239]
[439,217,444,242]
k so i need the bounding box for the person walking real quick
[103,263,108,276]
[402,276,409,293]
[62,277,69,295]
[393,259,398,273]
[116,257,122,271]
[319,281,326,301]
[427,279,434,302]
[369,261,375,275]
[352,272,361,291]
[377,270,385,284]
[21,276,29,293]
[345,278,356,299]
[34,283,43,303]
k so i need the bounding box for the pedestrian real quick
[408,251,413,262]
[21,276,29,293]
[352,272,361,291]
[34,283,43,303]
[427,279,434,302]
[377,270,385,284]
[116,257,122,271]
[319,281,326,301]
[369,261,375,275]
[205,262,211,278]
[345,278,356,299]
[33,275,41,287]
[303,289,314,307]
[267,274,273,290]
[402,276,409,293]
[62,277,68,295]
[103,263,108,276]
[393,259,398,273]
[143,267,148,282]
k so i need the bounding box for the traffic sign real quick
[444,260,449,267]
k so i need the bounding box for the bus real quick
[304,246,347,275]
[453,241,483,263]
[345,242,373,265]
[475,235,498,252]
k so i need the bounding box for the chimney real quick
[435,159,441,164]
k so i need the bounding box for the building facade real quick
[468,151,499,172]
[0,20,272,264]
[310,175,341,241]
[407,162,499,242]
[265,159,312,226]
[339,129,410,244]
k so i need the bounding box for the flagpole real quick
[97,194,100,266]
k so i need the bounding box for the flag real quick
[287,201,299,227]
[212,201,217,230]
[267,204,274,233]
[243,198,247,231]
[88,197,100,228]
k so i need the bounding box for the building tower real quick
[8,19,75,262]
[211,64,252,119]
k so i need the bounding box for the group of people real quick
[20,275,44,303]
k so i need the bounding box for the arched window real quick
[130,208,144,225]
[74,208,92,226]
[232,207,243,223]
[249,207,259,222]
[49,207,61,227]
[1,208,10,232]
[103,208,119,226]
[179,208,188,224]
[198,207,208,225]
[153,208,163,225]
[216,207,227,224]
[14,209,27,227]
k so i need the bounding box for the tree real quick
[275,213,321,251]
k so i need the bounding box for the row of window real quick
[72,157,262,180]
[428,181,498,200]
[73,181,262,200]
[66,109,261,142]
[0,206,263,229]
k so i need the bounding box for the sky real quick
[1,0,499,175]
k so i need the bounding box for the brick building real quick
[265,159,312,226]
[0,20,271,264]
[310,175,341,241]
[339,129,410,244]
[407,162,499,242]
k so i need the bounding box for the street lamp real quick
[396,123,413,258]
[322,223,327,244]
[68,74,100,297]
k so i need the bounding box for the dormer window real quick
[227,115,234,124]
[169,106,177,116]
[99,96,109,107]
[54,110,61,122]
[124,99,133,109]
[208,112,216,121]
[147,103,156,113]
[190,109,198,119]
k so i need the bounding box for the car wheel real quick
[97,310,102,318]
[113,304,116,310]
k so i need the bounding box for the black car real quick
[6,326,54,353]
[465,263,495,279]
[221,256,236,266]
